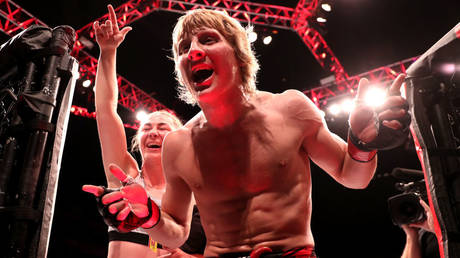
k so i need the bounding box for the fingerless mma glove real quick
[95,186,161,233]
[348,102,411,162]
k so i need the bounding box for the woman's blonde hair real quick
[130,110,183,153]
[172,8,259,105]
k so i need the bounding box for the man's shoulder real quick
[262,89,324,126]
[163,125,192,155]
[257,89,318,112]
[166,126,191,144]
[256,89,311,102]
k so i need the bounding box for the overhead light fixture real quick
[328,104,341,116]
[82,79,92,88]
[321,3,332,12]
[248,31,257,43]
[263,35,272,45]
[136,110,149,123]
[316,17,327,23]
[341,98,354,113]
[364,86,387,107]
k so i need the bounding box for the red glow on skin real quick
[245,175,272,193]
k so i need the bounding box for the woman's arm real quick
[93,4,138,187]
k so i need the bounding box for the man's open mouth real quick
[192,68,214,84]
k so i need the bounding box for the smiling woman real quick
[79,4,205,258]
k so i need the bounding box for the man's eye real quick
[202,36,216,44]
[179,45,190,54]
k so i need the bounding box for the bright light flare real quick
[341,98,354,113]
[316,17,327,23]
[263,36,272,45]
[364,87,387,107]
[328,104,341,116]
[441,63,456,74]
[321,3,332,12]
[248,31,257,43]
[82,79,92,88]
[136,110,149,123]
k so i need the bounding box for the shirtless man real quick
[94,8,410,257]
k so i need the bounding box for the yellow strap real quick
[148,236,158,253]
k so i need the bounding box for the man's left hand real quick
[349,74,410,150]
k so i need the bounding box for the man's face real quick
[176,27,242,103]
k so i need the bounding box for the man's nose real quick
[188,49,205,61]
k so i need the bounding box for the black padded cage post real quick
[406,22,460,258]
[0,25,78,258]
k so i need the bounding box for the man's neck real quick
[199,90,250,128]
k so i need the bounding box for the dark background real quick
[3,0,460,257]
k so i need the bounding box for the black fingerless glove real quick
[349,103,411,152]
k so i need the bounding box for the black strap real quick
[108,230,162,248]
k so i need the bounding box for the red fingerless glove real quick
[141,198,161,229]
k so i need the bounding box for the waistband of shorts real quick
[219,246,316,258]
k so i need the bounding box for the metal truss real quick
[76,0,295,45]
[72,49,168,113]
[76,0,347,81]
[70,105,140,129]
[0,0,419,115]
[291,0,348,82]
[0,0,47,35]
[304,56,418,108]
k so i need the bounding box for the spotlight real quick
[316,17,327,23]
[263,35,272,45]
[248,31,257,43]
[328,104,341,116]
[82,79,92,88]
[341,98,354,113]
[136,110,149,123]
[364,87,387,107]
[441,63,456,74]
[321,3,332,12]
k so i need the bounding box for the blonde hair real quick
[131,110,183,153]
[172,8,259,105]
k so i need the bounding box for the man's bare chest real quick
[185,115,304,195]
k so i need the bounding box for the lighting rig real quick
[0,0,419,124]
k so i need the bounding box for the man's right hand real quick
[93,4,132,51]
